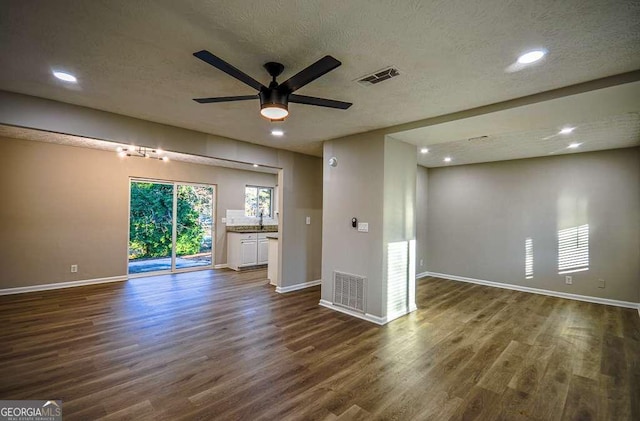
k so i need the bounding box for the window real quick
[558,224,589,274]
[525,238,533,279]
[245,186,273,217]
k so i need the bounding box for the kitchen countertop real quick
[226,225,278,233]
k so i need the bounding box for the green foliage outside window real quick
[129,182,210,260]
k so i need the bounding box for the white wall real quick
[423,147,640,303]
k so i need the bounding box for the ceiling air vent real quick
[356,67,400,86]
[467,135,489,142]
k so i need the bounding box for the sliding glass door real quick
[176,184,214,270]
[128,179,215,275]
[128,181,174,274]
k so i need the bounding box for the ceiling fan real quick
[192,50,352,120]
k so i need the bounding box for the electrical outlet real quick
[70,264,78,273]
[565,275,572,285]
[221,217,227,223]
[357,222,369,233]
[598,279,605,289]
[420,259,424,267]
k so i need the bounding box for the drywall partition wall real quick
[416,166,428,275]
[0,136,277,289]
[322,132,386,317]
[382,138,417,320]
[425,147,640,303]
[278,152,323,285]
[0,91,322,290]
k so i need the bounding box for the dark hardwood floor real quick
[1,269,638,420]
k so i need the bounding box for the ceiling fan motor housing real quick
[259,88,289,116]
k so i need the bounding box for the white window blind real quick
[558,224,589,274]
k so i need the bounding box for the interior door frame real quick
[127,177,217,278]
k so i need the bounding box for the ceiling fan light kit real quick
[192,50,352,120]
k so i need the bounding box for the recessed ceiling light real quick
[559,127,575,135]
[271,129,284,136]
[117,151,127,158]
[253,164,259,168]
[116,146,123,153]
[420,148,429,154]
[444,157,452,162]
[52,71,77,83]
[517,50,546,64]
[162,156,169,162]
[568,143,582,149]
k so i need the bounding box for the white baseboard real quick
[319,299,386,325]
[213,264,228,269]
[0,275,128,296]
[416,271,429,279]
[275,279,321,293]
[425,271,640,310]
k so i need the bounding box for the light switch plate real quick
[221,217,227,223]
[357,222,369,232]
[306,216,311,225]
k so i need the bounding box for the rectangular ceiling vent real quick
[334,271,366,312]
[356,67,400,87]
[467,135,489,142]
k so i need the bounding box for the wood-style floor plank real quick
[0,271,638,420]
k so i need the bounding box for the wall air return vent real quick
[333,271,366,312]
[356,67,400,86]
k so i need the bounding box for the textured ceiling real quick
[1,0,639,156]
[408,112,640,168]
[0,125,280,174]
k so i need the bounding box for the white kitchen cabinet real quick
[258,239,269,264]
[240,240,258,266]
[227,232,276,270]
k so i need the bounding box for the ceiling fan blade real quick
[289,94,352,109]
[193,95,258,104]
[193,50,265,91]
[279,56,342,93]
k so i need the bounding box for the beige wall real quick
[322,132,385,315]
[322,133,417,319]
[416,166,428,275]
[0,136,277,288]
[423,147,640,303]
[278,152,323,284]
[382,138,417,317]
[0,91,322,289]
